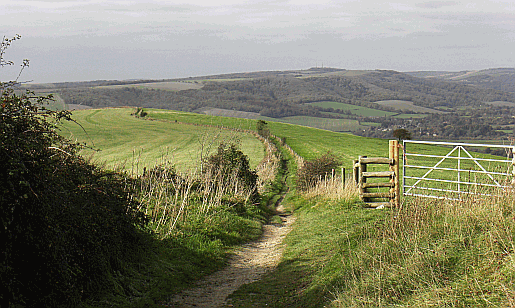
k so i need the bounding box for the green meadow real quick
[32,91,68,111]
[60,108,265,174]
[55,107,515,307]
[96,81,203,91]
[146,108,390,167]
[61,107,509,183]
[375,100,445,113]
[309,101,396,117]
[309,101,429,121]
[260,115,364,133]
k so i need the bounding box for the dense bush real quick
[296,152,341,191]
[0,87,148,306]
[203,143,259,200]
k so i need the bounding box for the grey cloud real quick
[415,1,458,9]
[388,27,406,32]
[419,11,515,28]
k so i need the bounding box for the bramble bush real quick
[1,36,148,307]
[296,152,341,191]
[203,142,259,200]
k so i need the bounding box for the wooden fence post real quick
[389,140,400,207]
[341,167,346,191]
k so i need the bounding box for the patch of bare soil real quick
[165,205,295,308]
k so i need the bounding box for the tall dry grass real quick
[303,174,359,200]
[255,134,281,192]
[332,187,515,307]
[132,163,260,239]
[99,127,281,239]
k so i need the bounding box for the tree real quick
[393,128,411,141]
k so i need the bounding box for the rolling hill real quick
[26,67,515,140]
[406,67,515,93]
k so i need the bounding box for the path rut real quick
[165,204,295,307]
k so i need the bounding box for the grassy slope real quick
[60,108,265,173]
[64,108,513,307]
[309,101,397,117]
[59,108,272,307]
[226,197,382,308]
[375,100,446,113]
[146,108,390,167]
[143,108,515,307]
[146,108,508,183]
[227,191,515,307]
[260,115,364,133]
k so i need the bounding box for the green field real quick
[96,81,203,91]
[393,113,429,119]
[60,108,265,174]
[376,100,445,113]
[33,91,68,111]
[487,101,515,107]
[309,101,397,117]
[260,115,364,132]
[58,107,514,307]
[146,109,391,167]
[310,101,429,120]
[62,107,508,181]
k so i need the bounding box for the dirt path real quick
[165,204,295,308]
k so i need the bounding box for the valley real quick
[28,67,515,141]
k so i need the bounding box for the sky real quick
[1,0,515,83]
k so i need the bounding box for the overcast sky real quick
[1,0,514,83]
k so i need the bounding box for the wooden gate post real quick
[358,156,367,202]
[389,140,400,207]
[353,159,359,186]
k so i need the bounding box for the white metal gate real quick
[402,140,514,200]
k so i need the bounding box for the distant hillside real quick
[23,67,515,140]
[38,69,515,118]
[405,68,515,93]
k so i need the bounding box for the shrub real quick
[1,88,150,307]
[203,143,259,200]
[256,120,270,138]
[296,152,341,191]
[1,43,149,306]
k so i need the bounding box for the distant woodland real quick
[54,71,514,111]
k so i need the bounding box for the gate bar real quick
[403,140,515,149]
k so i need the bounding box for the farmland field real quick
[392,113,428,118]
[60,108,265,174]
[61,108,507,176]
[375,100,445,113]
[309,101,396,117]
[259,115,363,132]
[487,101,515,107]
[146,109,390,167]
[96,81,203,91]
[33,91,68,111]
[198,107,261,119]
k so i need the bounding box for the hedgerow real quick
[1,36,149,307]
